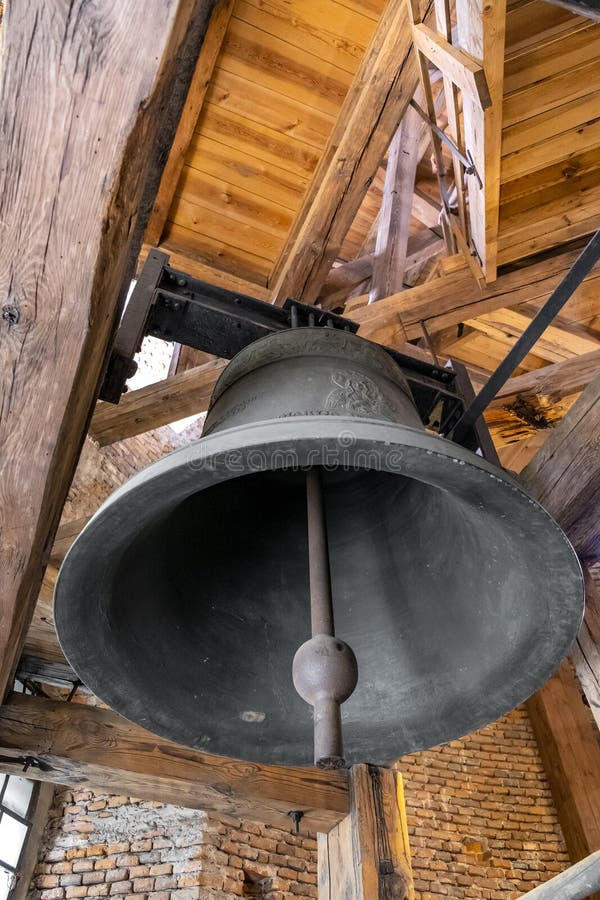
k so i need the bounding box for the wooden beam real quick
[572,570,600,733]
[520,375,600,874]
[455,0,506,280]
[351,245,600,347]
[411,23,491,109]
[269,0,423,305]
[89,358,227,446]
[0,693,348,834]
[370,96,426,302]
[49,516,92,566]
[318,765,413,898]
[493,349,600,405]
[144,0,235,246]
[0,0,214,701]
[526,660,600,875]
[466,309,600,364]
[520,372,600,563]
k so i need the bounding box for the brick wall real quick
[402,707,569,898]
[29,708,568,900]
[30,796,317,900]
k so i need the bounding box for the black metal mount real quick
[100,250,490,455]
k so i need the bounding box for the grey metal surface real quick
[55,328,584,767]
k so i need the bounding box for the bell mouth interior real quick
[55,417,584,767]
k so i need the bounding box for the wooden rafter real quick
[269,0,422,306]
[0,0,214,701]
[144,0,236,247]
[0,693,348,834]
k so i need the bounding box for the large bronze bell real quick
[55,328,584,767]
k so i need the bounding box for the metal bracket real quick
[0,753,52,773]
[98,250,491,447]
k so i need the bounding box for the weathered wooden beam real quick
[493,349,600,405]
[370,97,426,302]
[0,694,349,833]
[455,0,506,280]
[520,374,600,875]
[144,0,235,246]
[50,516,92,566]
[318,765,413,899]
[89,358,227,446]
[572,570,600,733]
[520,372,600,563]
[351,245,600,347]
[526,660,600,875]
[0,0,214,701]
[411,23,491,109]
[269,0,425,305]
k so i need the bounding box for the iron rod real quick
[450,229,600,443]
[306,468,335,637]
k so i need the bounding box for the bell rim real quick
[55,416,584,764]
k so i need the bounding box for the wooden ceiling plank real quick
[369,98,426,302]
[221,16,351,117]
[186,135,308,210]
[208,67,335,151]
[162,223,273,284]
[455,0,507,281]
[175,167,294,240]
[0,693,348,834]
[352,246,600,348]
[194,103,321,179]
[0,0,214,702]
[139,244,272,301]
[235,0,375,76]
[503,56,600,131]
[269,0,421,305]
[169,195,284,262]
[501,107,600,183]
[503,22,600,95]
[145,0,236,247]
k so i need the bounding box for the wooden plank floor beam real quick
[0,0,214,701]
[0,694,348,834]
[269,0,423,306]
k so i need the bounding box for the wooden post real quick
[0,0,213,699]
[318,764,413,899]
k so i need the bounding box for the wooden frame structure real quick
[2,1,600,897]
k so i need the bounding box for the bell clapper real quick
[292,467,358,769]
